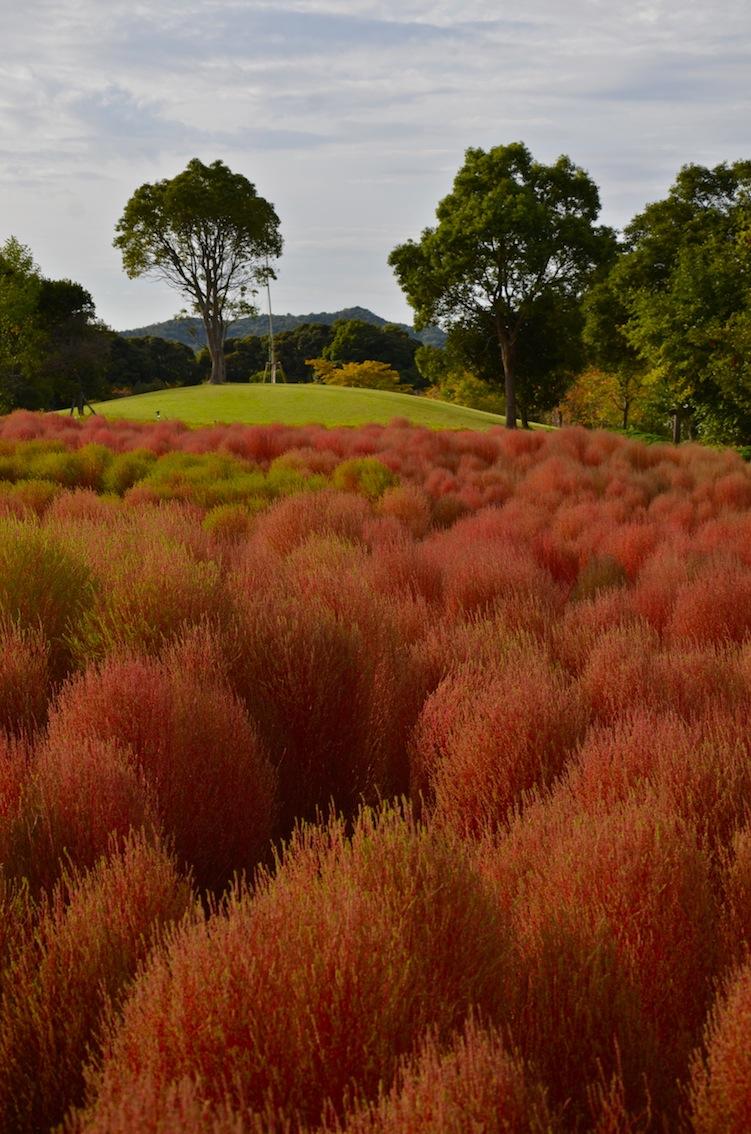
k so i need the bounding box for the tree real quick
[582,275,649,430]
[306,358,403,391]
[35,278,110,410]
[0,239,108,412]
[275,323,334,382]
[614,161,751,443]
[0,238,42,411]
[323,319,421,385]
[108,335,199,392]
[114,159,282,385]
[389,142,615,428]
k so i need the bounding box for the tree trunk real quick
[671,412,681,444]
[519,399,530,430]
[205,318,226,385]
[622,400,630,431]
[499,337,516,429]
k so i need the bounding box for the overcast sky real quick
[2,0,750,331]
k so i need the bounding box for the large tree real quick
[0,238,42,410]
[0,239,108,411]
[114,158,282,385]
[389,142,615,427]
[614,161,751,442]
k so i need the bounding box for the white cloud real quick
[1,0,749,328]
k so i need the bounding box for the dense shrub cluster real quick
[1,412,751,1129]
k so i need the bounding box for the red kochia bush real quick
[76,806,508,1132]
[0,616,49,736]
[478,793,717,1126]
[0,831,193,1134]
[410,643,585,834]
[668,554,751,645]
[0,730,32,876]
[74,538,231,661]
[73,1075,250,1134]
[328,1017,553,1134]
[689,959,751,1134]
[232,591,376,832]
[562,709,751,851]
[251,488,371,555]
[44,641,277,889]
[33,733,159,888]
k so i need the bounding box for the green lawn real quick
[88,383,510,429]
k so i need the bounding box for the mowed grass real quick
[88,383,510,429]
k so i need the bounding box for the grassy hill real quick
[88,384,509,430]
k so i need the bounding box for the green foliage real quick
[0,519,96,680]
[108,335,199,392]
[316,358,404,391]
[613,160,751,443]
[0,238,110,412]
[332,457,399,500]
[114,158,282,384]
[389,141,615,427]
[425,370,506,416]
[324,318,422,385]
[101,449,157,495]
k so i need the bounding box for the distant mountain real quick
[119,305,446,349]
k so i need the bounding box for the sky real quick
[1,0,750,332]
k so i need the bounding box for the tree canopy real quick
[602,160,751,442]
[0,238,109,412]
[114,158,282,385]
[389,142,615,427]
[323,319,421,385]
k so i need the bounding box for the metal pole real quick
[265,263,276,384]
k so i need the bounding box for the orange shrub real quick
[0,831,193,1133]
[410,644,584,834]
[329,1017,553,1134]
[479,793,717,1126]
[0,730,32,875]
[689,959,751,1134]
[72,534,231,662]
[668,555,751,645]
[77,807,508,1131]
[32,732,159,888]
[44,645,277,890]
[252,489,371,555]
[0,615,49,736]
[562,709,751,852]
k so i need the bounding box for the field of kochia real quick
[1,408,751,1131]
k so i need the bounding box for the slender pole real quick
[265,263,276,385]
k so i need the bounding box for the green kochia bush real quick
[0,519,95,682]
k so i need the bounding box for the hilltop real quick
[85,382,506,430]
[119,306,446,350]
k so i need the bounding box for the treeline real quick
[0,241,424,410]
[392,151,751,445]
[4,149,751,444]
[196,317,424,387]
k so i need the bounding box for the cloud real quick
[1,0,750,328]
